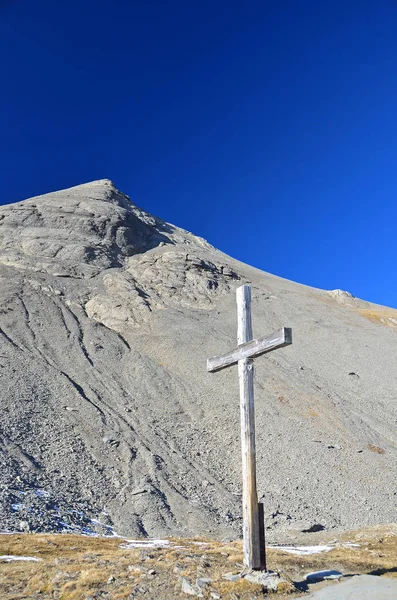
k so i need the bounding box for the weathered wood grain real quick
[207,283,292,571]
[237,284,253,346]
[236,285,261,570]
[207,327,292,372]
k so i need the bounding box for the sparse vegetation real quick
[368,444,386,454]
[0,526,396,599]
[308,407,319,418]
[359,308,397,328]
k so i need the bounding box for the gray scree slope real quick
[0,180,396,538]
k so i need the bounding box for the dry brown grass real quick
[215,578,263,597]
[308,407,319,418]
[368,444,386,454]
[0,526,396,599]
[359,308,397,328]
[0,535,137,600]
[270,524,397,583]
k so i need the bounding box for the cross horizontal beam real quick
[207,327,292,373]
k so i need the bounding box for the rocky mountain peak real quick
[0,181,396,541]
[38,179,135,212]
[0,180,174,277]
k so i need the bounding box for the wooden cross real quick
[207,284,292,570]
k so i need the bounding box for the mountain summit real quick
[0,181,396,538]
[0,179,186,277]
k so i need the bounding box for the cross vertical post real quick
[207,285,292,571]
[236,285,262,570]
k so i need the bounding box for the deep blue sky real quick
[1,1,397,307]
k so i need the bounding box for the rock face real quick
[0,180,396,538]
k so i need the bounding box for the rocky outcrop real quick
[0,180,396,539]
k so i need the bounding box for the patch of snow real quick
[269,544,334,555]
[122,539,171,549]
[91,518,112,528]
[58,521,95,536]
[34,489,50,498]
[305,569,343,582]
[58,521,75,529]
[0,555,43,562]
[81,527,97,536]
[342,542,360,548]
[67,509,84,517]
[269,541,360,555]
[90,519,120,537]
[191,541,210,546]
[11,504,25,511]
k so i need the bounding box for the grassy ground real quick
[0,525,396,599]
[360,307,397,327]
